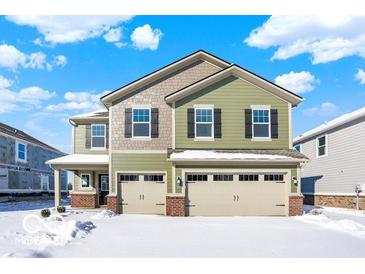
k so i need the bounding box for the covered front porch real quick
[46,154,115,211]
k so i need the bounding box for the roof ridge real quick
[0,122,64,154]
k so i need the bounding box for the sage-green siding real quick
[175,76,290,149]
[74,123,108,154]
[111,153,173,193]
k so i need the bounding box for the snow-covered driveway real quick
[1,200,365,258]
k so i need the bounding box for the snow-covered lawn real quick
[1,200,365,258]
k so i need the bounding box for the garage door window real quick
[264,174,284,182]
[239,174,259,181]
[213,174,233,181]
[119,174,140,182]
[187,174,208,181]
[144,174,164,182]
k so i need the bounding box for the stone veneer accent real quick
[289,194,303,216]
[110,60,220,151]
[166,196,185,216]
[107,195,119,214]
[304,194,365,210]
[70,193,97,208]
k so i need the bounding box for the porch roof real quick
[46,154,109,166]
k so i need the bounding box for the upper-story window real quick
[133,108,151,138]
[252,108,270,139]
[195,108,213,138]
[317,135,327,157]
[294,144,301,152]
[91,124,106,148]
[16,141,27,162]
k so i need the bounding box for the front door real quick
[99,174,109,206]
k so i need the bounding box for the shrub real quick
[56,206,66,213]
[40,208,51,218]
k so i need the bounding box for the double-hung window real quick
[252,108,270,139]
[91,124,106,148]
[81,174,91,188]
[16,142,27,162]
[133,108,150,138]
[195,108,213,138]
[317,135,327,157]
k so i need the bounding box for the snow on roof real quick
[294,107,365,144]
[69,109,109,120]
[169,150,304,162]
[46,154,109,165]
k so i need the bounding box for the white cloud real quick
[131,24,163,50]
[355,69,365,84]
[0,44,67,71]
[303,102,339,117]
[103,27,122,43]
[0,75,13,89]
[0,80,56,113]
[53,55,67,67]
[0,44,26,69]
[244,16,365,64]
[45,90,109,112]
[6,15,132,45]
[274,71,319,94]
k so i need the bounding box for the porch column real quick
[54,168,61,207]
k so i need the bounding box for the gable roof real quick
[0,122,65,154]
[69,109,109,124]
[294,107,365,144]
[100,50,231,107]
[164,64,303,106]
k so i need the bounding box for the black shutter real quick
[214,108,222,138]
[106,124,109,148]
[187,108,195,138]
[151,108,159,138]
[85,124,91,148]
[271,109,278,139]
[244,109,252,139]
[125,108,132,138]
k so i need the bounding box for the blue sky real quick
[1,15,365,153]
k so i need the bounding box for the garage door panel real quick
[119,173,166,215]
[186,172,288,216]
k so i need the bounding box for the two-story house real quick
[0,122,67,201]
[47,50,307,216]
[294,107,365,209]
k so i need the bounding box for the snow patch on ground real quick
[91,210,115,220]
[2,249,51,258]
[296,207,365,239]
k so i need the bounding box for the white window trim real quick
[15,141,27,163]
[294,144,302,152]
[100,175,109,191]
[91,124,106,150]
[80,173,92,188]
[251,107,271,141]
[194,106,214,140]
[316,134,328,158]
[132,107,151,139]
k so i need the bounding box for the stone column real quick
[54,168,61,208]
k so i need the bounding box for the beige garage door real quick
[119,173,166,215]
[185,172,288,216]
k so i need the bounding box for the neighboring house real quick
[294,107,365,210]
[48,50,307,216]
[0,122,67,201]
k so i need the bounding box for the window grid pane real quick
[187,174,208,181]
[92,125,105,137]
[253,109,269,124]
[144,175,164,182]
[264,174,284,181]
[213,174,234,181]
[119,174,140,182]
[133,109,150,122]
[239,174,259,181]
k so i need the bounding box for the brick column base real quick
[289,194,304,216]
[107,195,118,214]
[166,196,185,216]
[70,193,97,208]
